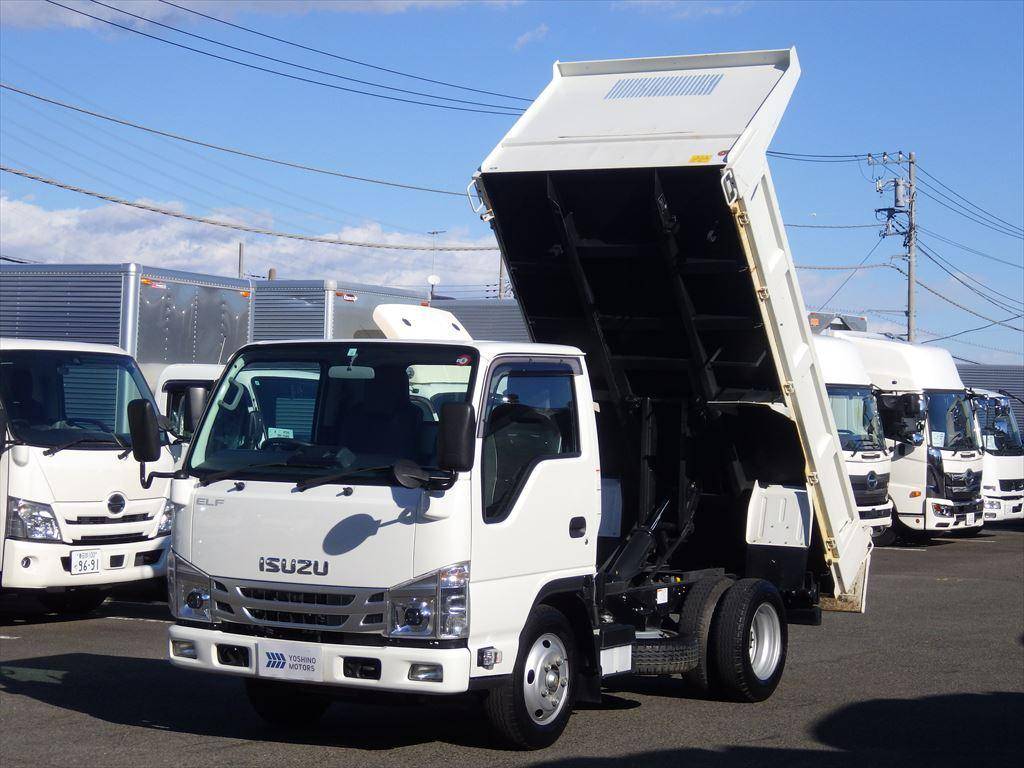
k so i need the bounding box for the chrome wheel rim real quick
[523,632,569,724]
[749,602,782,681]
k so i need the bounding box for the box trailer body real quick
[813,336,894,538]
[0,263,251,393]
[158,49,871,749]
[836,332,984,535]
[0,338,175,608]
[969,389,1024,522]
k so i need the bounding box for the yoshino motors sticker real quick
[258,639,324,682]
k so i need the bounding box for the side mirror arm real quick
[138,464,188,490]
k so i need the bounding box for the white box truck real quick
[143,48,871,749]
[813,336,895,544]
[837,333,984,538]
[0,338,176,612]
[970,389,1024,522]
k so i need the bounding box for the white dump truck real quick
[813,336,894,544]
[971,389,1024,522]
[837,333,984,538]
[139,48,871,749]
[0,338,176,612]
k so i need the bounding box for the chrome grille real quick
[67,513,152,525]
[944,471,982,501]
[212,577,386,633]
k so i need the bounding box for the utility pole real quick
[497,254,506,300]
[237,242,244,279]
[869,151,917,341]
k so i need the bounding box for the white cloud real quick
[0,1,519,30]
[614,0,750,20]
[0,192,501,294]
[513,22,548,51]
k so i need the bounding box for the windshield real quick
[0,349,159,449]
[926,390,979,451]
[187,343,477,483]
[827,385,886,452]
[975,397,1024,455]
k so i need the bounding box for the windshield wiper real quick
[294,465,393,493]
[197,458,333,487]
[43,436,123,457]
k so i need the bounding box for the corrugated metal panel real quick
[434,300,531,342]
[0,270,123,345]
[251,289,328,341]
[957,364,1024,426]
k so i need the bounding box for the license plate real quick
[70,550,101,575]
[258,639,323,682]
[965,513,975,525]
[955,514,965,525]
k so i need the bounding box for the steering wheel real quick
[65,417,112,433]
[262,437,311,452]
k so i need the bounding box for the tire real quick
[871,526,897,547]
[244,678,331,729]
[710,578,787,702]
[633,634,699,675]
[484,605,576,750]
[677,576,732,692]
[38,588,109,615]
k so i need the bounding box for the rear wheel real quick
[244,678,331,729]
[710,579,787,702]
[38,588,109,615]
[677,576,732,692]
[484,605,576,749]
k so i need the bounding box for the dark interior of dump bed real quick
[482,167,816,584]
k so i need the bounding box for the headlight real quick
[931,503,953,517]
[6,498,62,541]
[984,500,1001,510]
[167,551,213,623]
[156,500,181,536]
[386,562,469,640]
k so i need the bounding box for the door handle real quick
[569,516,587,539]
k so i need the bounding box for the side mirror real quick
[438,402,476,472]
[184,386,208,435]
[127,399,162,463]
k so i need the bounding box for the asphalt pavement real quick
[2,525,1022,768]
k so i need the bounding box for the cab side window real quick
[482,362,579,522]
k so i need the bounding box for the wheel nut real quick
[560,679,568,687]
[541,690,548,698]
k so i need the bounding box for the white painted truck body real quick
[813,336,893,534]
[837,333,984,533]
[165,49,870,746]
[970,388,1024,522]
[0,338,175,593]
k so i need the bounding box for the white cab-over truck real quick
[971,389,1024,522]
[813,336,895,543]
[138,49,871,749]
[0,339,176,612]
[836,333,984,538]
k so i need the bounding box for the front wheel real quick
[710,579,787,702]
[38,588,110,615]
[871,525,897,547]
[484,605,576,749]
[244,678,331,729]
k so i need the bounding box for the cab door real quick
[468,357,600,663]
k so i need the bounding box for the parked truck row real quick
[0,47,1019,751]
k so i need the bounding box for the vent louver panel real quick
[0,273,123,344]
[251,290,327,341]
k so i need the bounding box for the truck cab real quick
[838,333,984,538]
[0,339,176,612]
[153,48,871,750]
[813,336,894,543]
[970,389,1024,522]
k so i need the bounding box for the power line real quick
[916,225,1023,270]
[921,314,1024,344]
[796,263,892,270]
[0,164,499,252]
[786,222,879,229]
[916,164,1023,235]
[890,264,1024,331]
[87,0,523,113]
[816,237,885,310]
[916,238,1022,309]
[156,0,531,104]
[916,175,1023,237]
[0,83,465,197]
[917,187,1023,240]
[43,1,521,117]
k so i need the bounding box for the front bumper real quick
[168,624,472,695]
[1,536,169,589]
[982,496,1024,522]
[857,502,893,531]
[917,498,984,531]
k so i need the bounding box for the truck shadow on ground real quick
[0,598,172,627]
[1,652,1021,762]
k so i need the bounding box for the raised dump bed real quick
[473,48,870,609]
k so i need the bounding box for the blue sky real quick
[0,0,1021,362]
